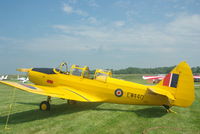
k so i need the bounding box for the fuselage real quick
[28,68,168,106]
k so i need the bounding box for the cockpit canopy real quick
[94,69,112,77]
[94,69,112,82]
[55,62,69,74]
[56,62,112,81]
[70,65,90,78]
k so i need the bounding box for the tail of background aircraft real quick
[155,61,195,107]
[0,76,4,80]
[3,75,8,80]
[0,75,8,80]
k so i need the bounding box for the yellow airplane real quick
[0,61,195,112]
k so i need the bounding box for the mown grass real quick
[0,74,199,134]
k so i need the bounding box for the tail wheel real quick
[40,101,50,111]
[68,100,77,105]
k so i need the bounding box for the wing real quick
[0,81,101,102]
[143,76,160,80]
[194,75,200,79]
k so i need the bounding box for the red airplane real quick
[143,75,200,83]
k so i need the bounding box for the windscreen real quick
[71,68,82,76]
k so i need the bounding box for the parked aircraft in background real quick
[17,75,29,83]
[193,75,200,82]
[0,75,8,80]
[143,74,200,83]
[0,61,195,113]
[142,75,165,83]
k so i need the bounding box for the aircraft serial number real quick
[127,92,144,100]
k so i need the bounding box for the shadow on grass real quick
[94,107,167,118]
[16,102,39,106]
[0,102,101,125]
[0,103,166,125]
[134,107,167,118]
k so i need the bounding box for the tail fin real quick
[4,75,8,79]
[156,61,195,107]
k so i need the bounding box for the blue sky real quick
[0,0,200,74]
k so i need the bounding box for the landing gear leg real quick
[40,96,51,111]
[47,96,51,103]
[163,105,176,113]
[67,100,77,105]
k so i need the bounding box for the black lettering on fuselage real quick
[127,92,144,100]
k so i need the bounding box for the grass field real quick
[0,74,200,134]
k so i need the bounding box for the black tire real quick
[40,101,50,111]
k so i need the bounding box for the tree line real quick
[112,66,200,74]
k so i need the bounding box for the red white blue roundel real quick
[115,89,123,97]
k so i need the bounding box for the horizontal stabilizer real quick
[147,87,175,101]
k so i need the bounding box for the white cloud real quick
[17,14,200,58]
[52,25,111,39]
[166,14,200,35]
[74,9,88,16]
[88,0,99,7]
[0,36,24,44]
[63,3,88,16]
[63,4,73,14]
[126,10,138,21]
[2,14,199,70]
[114,21,125,27]
[68,0,77,4]
[87,17,98,24]
[114,0,131,8]
[52,24,172,48]
[165,12,176,18]
[0,36,13,41]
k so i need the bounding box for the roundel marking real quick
[115,89,123,97]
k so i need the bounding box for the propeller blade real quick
[16,68,32,72]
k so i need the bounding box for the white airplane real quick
[194,75,200,79]
[4,75,8,80]
[0,76,4,80]
[142,74,165,83]
[0,75,8,80]
[17,75,29,83]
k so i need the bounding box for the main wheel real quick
[40,101,50,111]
